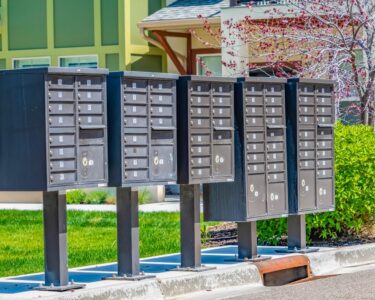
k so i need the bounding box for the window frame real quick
[196,53,222,76]
[12,56,51,69]
[58,54,99,68]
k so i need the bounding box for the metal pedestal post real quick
[283,215,318,253]
[106,187,155,281]
[35,191,84,292]
[235,221,271,262]
[174,184,215,272]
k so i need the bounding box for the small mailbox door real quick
[299,170,316,210]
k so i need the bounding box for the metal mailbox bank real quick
[285,78,335,251]
[177,76,236,270]
[107,71,178,279]
[204,77,288,261]
[0,67,109,290]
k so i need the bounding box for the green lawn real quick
[0,210,216,278]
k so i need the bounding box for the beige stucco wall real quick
[0,192,42,203]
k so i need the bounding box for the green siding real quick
[105,53,119,71]
[101,0,118,46]
[8,0,47,50]
[131,0,163,45]
[0,35,2,51]
[54,0,94,48]
[131,55,162,72]
[0,59,5,69]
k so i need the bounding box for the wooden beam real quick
[153,30,191,39]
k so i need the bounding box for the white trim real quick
[196,53,222,76]
[58,54,99,68]
[12,56,51,69]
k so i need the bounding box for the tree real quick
[193,0,375,126]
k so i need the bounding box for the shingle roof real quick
[143,0,229,22]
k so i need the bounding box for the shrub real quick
[67,190,112,205]
[84,191,111,205]
[258,123,375,244]
[66,190,87,205]
[138,188,151,205]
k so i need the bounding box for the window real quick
[59,55,98,68]
[13,57,51,69]
[196,54,222,76]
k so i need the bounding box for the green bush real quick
[67,190,111,205]
[66,190,87,204]
[85,191,111,205]
[138,188,151,205]
[258,123,375,244]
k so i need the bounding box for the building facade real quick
[0,0,167,72]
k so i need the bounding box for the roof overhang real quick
[138,16,221,31]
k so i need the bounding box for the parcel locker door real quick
[267,183,286,214]
[299,170,316,210]
[150,146,176,181]
[317,178,334,209]
[79,145,106,182]
[212,144,232,177]
[247,175,267,217]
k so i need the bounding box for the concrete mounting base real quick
[170,265,217,272]
[276,247,319,254]
[226,255,272,263]
[34,283,85,292]
[103,273,156,281]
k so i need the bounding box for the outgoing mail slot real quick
[317,169,333,178]
[247,153,265,163]
[191,167,210,179]
[151,146,175,180]
[79,103,103,114]
[191,156,211,167]
[49,134,75,146]
[150,94,173,105]
[265,97,282,106]
[266,106,283,115]
[267,152,284,162]
[299,106,315,115]
[299,160,315,169]
[48,76,74,88]
[124,116,148,127]
[50,160,76,172]
[49,103,75,114]
[299,116,315,124]
[317,140,333,149]
[299,150,315,159]
[299,130,315,140]
[317,149,333,159]
[79,129,105,145]
[190,96,210,106]
[79,116,104,126]
[191,145,210,156]
[267,142,284,152]
[49,172,76,184]
[190,82,210,93]
[317,106,333,115]
[79,145,106,181]
[212,144,232,176]
[190,118,210,128]
[266,117,283,126]
[124,134,148,145]
[124,92,147,104]
[191,133,210,145]
[151,117,173,127]
[124,146,148,157]
[125,169,148,181]
[299,140,315,149]
[247,175,267,217]
[245,83,263,94]
[212,83,232,94]
[213,130,232,143]
[49,147,75,159]
[190,107,210,116]
[125,158,148,169]
[247,142,265,153]
[78,76,103,89]
[151,130,174,145]
[49,116,75,127]
[124,105,147,116]
[268,172,285,183]
[299,170,316,210]
[298,96,314,105]
[246,96,263,105]
[299,84,314,94]
[213,107,231,117]
[78,90,103,102]
[246,131,264,142]
[246,106,264,116]
[317,159,333,169]
[246,116,263,127]
[248,163,265,174]
[48,90,74,101]
[317,116,334,124]
[317,128,333,140]
[317,178,333,208]
[267,128,284,142]
[268,162,284,172]
[150,106,173,116]
[124,79,147,91]
[267,183,286,213]
[316,96,332,105]
[213,96,232,106]
[213,118,232,127]
[150,80,174,92]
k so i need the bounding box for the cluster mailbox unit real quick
[177,76,236,269]
[0,67,109,290]
[107,71,178,278]
[204,78,288,260]
[285,78,335,250]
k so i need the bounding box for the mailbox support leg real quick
[34,191,84,292]
[106,187,155,281]
[286,215,318,253]
[236,221,271,262]
[175,184,215,272]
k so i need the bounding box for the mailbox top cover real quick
[179,75,237,83]
[287,77,336,85]
[238,77,287,84]
[109,71,179,80]
[0,67,109,76]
